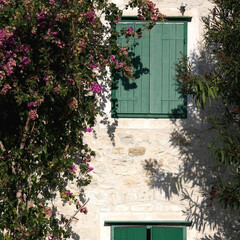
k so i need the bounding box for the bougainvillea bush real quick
[0,0,163,239]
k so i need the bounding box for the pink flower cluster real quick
[110,54,130,70]
[45,28,65,48]
[27,102,37,108]
[72,165,77,174]
[44,75,53,85]
[79,206,88,214]
[126,26,134,35]
[54,84,61,92]
[0,0,9,9]
[1,83,11,95]
[86,166,94,173]
[88,82,102,93]
[29,109,38,120]
[84,157,91,162]
[83,11,95,25]
[2,56,16,76]
[49,0,56,5]
[68,97,78,109]
[84,127,92,132]
[19,56,31,68]
[137,0,163,22]
[0,27,31,79]
[46,233,57,240]
[68,78,75,86]
[43,206,53,216]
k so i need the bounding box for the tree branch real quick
[0,140,6,152]
[20,116,31,150]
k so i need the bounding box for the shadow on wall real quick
[98,72,118,146]
[143,47,240,240]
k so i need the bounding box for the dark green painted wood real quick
[105,221,192,226]
[120,16,192,22]
[112,19,188,118]
[114,23,150,114]
[150,23,185,115]
[114,227,146,240]
[152,227,184,240]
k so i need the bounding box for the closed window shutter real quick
[150,23,186,115]
[152,227,184,240]
[114,227,147,240]
[113,21,186,117]
[115,23,150,114]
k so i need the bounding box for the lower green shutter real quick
[152,227,184,240]
[114,227,146,240]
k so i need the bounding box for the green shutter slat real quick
[152,227,184,240]
[134,23,150,113]
[150,24,163,114]
[114,227,146,240]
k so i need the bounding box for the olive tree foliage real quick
[0,0,164,239]
[176,0,240,209]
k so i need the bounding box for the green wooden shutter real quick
[152,227,184,240]
[114,226,146,240]
[114,23,150,115]
[113,21,187,118]
[150,23,186,116]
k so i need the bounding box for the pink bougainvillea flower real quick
[27,102,37,108]
[80,206,88,214]
[125,66,130,72]
[72,165,77,174]
[29,109,38,120]
[119,62,123,68]
[84,127,92,132]
[86,166,94,173]
[110,55,115,61]
[44,75,51,81]
[68,78,75,85]
[68,97,78,109]
[43,206,53,216]
[127,26,134,35]
[54,85,61,92]
[1,84,11,95]
[49,0,56,5]
[92,83,102,93]
[67,191,71,196]
[88,82,102,93]
[84,157,91,162]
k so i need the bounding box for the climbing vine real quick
[0,0,163,239]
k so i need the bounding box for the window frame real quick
[111,16,191,119]
[105,220,192,240]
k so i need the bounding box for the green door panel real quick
[152,227,184,240]
[114,227,147,240]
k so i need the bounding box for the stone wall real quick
[58,1,240,240]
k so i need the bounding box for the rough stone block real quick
[128,147,146,156]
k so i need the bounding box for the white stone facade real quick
[60,1,240,239]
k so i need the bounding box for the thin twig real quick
[0,140,6,152]
[65,198,90,228]
[20,116,31,150]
